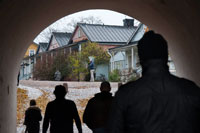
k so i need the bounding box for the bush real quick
[128,74,140,82]
[109,69,120,82]
[33,42,110,81]
[33,51,70,81]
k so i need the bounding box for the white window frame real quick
[29,49,35,56]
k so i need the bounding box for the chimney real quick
[123,19,134,27]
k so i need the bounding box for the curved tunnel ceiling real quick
[0,0,199,83]
[0,0,200,132]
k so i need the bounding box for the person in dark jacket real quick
[89,60,95,82]
[42,85,82,133]
[107,31,200,133]
[83,81,113,133]
[24,99,42,133]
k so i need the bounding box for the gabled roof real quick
[77,23,137,44]
[108,23,146,52]
[36,42,49,54]
[127,23,142,44]
[127,23,146,44]
[52,32,72,47]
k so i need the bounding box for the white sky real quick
[34,9,140,43]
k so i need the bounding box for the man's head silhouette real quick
[30,99,36,106]
[138,30,168,64]
[100,81,111,92]
[53,85,67,99]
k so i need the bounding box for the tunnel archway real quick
[0,0,200,132]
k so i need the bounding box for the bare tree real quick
[34,27,58,43]
[34,16,103,43]
[63,16,103,32]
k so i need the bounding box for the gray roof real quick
[109,41,138,52]
[127,23,142,44]
[78,23,137,44]
[37,42,49,53]
[128,23,146,44]
[52,32,72,47]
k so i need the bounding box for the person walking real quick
[107,31,200,133]
[83,81,113,133]
[42,85,82,133]
[24,99,42,133]
[89,60,95,82]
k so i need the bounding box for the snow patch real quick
[19,85,43,99]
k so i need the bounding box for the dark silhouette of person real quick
[24,99,42,133]
[107,31,200,133]
[83,81,113,133]
[42,85,82,133]
[17,71,20,86]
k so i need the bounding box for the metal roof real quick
[109,41,138,52]
[127,23,142,44]
[52,32,72,47]
[37,42,49,54]
[78,23,137,44]
[128,23,146,44]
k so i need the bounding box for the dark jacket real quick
[24,106,42,133]
[89,61,94,70]
[42,99,82,133]
[107,60,200,133]
[83,92,113,129]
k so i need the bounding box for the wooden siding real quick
[24,43,38,58]
[72,27,88,43]
[48,36,60,50]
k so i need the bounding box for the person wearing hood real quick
[107,31,200,133]
[24,99,42,133]
[83,81,113,133]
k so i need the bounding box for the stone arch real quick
[0,0,200,132]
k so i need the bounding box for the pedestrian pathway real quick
[17,80,118,133]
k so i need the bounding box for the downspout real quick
[107,50,113,72]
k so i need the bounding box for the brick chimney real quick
[123,19,134,27]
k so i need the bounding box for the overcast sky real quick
[34,9,140,43]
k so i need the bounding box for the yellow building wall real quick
[24,43,38,58]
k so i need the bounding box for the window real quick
[78,29,81,38]
[29,49,35,56]
[114,60,125,70]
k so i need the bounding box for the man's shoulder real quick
[115,78,144,98]
[64,99,75,103]
[26,106,41,112]
[87,96,96,104]
[48,100,55,105]
[178,77,200,92]
[164,74,200,96]
[48,99,76,108]
[51,99,75,104]
[62,99,77,107]
[119,78,144,92]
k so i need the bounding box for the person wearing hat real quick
[107,31,200,133]
[43,85,82,133]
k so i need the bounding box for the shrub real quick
[33,51,70,81]
[109,69,120,82]
[128,74,140,82]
